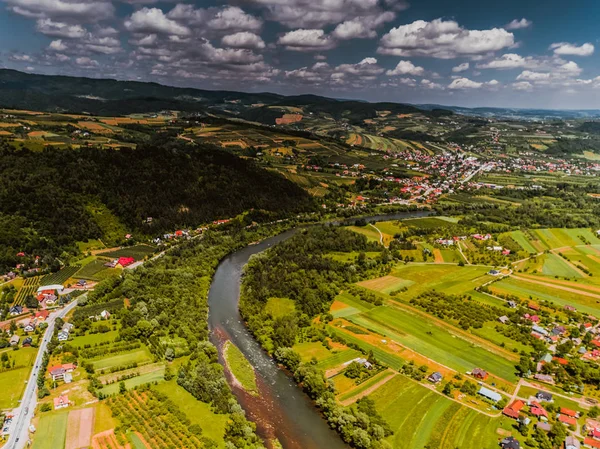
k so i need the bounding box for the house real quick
[508,301,518,308]
[76,279,87,287]
[428,372,443,383]
[525,314,540,323]
[9,335,20,346]
[116,257,135,268]
[566,436,581,449]
[49,364,75,382]
[559,414,578,427]
[534,374,555,383]
[540,353,554,364]
[528,303,541,311]
[530,401,548,418]
[36,285,64,294]
[472,368,489,380]
[35,310,49,321]
[53,395,69,410]
[62,323,74,333]
[22,337,32,347]
[57,331,69,342]
[564,305,577,312]
[561,408,579,418]
[584,438,600,449]
[100,310,111,320]
[532,325,549,336]
[488,269,500,276]
[552,326,567,336]
[478,386,502,402]
[536,391,553,402]
[104,259,117,268]
[499,316,510,324]
[503,400,525,419]
[9,305,23,316]
[536,422,552,432]
[44,294,57,305]
[500,436,521,449]
[23,322,35,333]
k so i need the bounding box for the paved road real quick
[6,299,80,449]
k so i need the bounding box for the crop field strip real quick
[40,265,81,285]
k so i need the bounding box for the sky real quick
[1,0,600,109]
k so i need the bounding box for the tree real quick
[40,403,52,412]
[119,381,126,394]
[9,320,16,333]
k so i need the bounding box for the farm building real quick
[472,368,488,380]
[478,386,501,402]
[428,372,443,383]
[36,284,64,294]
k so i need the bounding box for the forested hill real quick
[0,139,315,271]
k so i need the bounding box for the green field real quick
[74,259,112,280]
[40,265,81,286]
[155,381,229,447]
[92,347,153,371]
[347,306,518,381]
[337,370,395,402]
[316,349,362,371]
[505,230,538,254]
[0,347,37,408]
[127,432,147,449]
[370,375,511,449]
[265,297,296,318]
[32,412,69,449]
[100,367,165,395]
[224,341,258,394]
[542,253,583,278]
[71,329,119,347]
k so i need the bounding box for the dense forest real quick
[240,227,395,449]
[0,137,315,272]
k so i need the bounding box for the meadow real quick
[32,412,69,449]
[100,367,165,396]
[97,245,156,260]
[0,347,37,408]
[91,346,153,372]
[369,375,512,449]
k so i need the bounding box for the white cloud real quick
[558,61,582,75]
[512,81,533,91]
[331,11,395,40]
[207,6,263,32]
[476,53,530,69]
[550,42,594,57]
[335,57,385,77]
[4,0,114,22]
[452,62,469,73]
[386,60,425,76]
[48,39,67,51]
[516,70,550,81]
[75,56,99,68]
[125,7,190,36]
[504,18,532,30]
[448,77,483,89]
[222,32,265,50]
[378,19,514,59]
[9,53,33,62]
[421,79,443,89]
[278,29,335,51]
[36,19,86,38]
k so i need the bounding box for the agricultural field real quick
[265,297,296,318]
[74,258,119,281]
[91,346,153,372]
[97,245,155,260]
[13,276,40,305]
[369,375,513,449]
[40,266,81,286]
[0,347,37,409]
[99,367,166,396]
[32,412,69,449]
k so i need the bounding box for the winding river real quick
[207,210,431,449]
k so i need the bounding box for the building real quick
[428,372,443,383]
[498,316,510,324]
[22,337,32,347]
[536,391,553,402]
[584,438,600,449]
[536,422,552,432]
[530,401,548,419]
[36,285,64,294]
[566,436,581,449]
[9,305,23,316]
[116,257,136,268]
[57,330,69,342]
[53,395,69,410]
[9,335,20,346]
[503,400,525,419]
[478,386,502,402]
[472,368,489,380]
[500,436,521,449]
[559,414,578,427]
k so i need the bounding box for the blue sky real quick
[1,0,600,109]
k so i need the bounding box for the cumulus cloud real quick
[378,19,515,59]
[512,81,533,91]
[421,79,443,89]
[452,62,469,73]
[222,32,265,50]
[476,53,535,70]
[125,7,190,36]
[504,18,532,30]
[386,60,425,76]
[206,6,263,32]
[448,77,499,89]
[335,57,384,77]
[278,29,335,51]
[9,53,33,62]
[4,0,114,22]
[48,39,67,51]
[331,11,395,40]
[516,70,550,81]
[36,18,86,38]
[75,56,99,68]
[550,42,594,57]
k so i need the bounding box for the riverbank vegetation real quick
[224,341,259,396]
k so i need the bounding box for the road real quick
[6,299,80,449]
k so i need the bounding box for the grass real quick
[357,275,414,294]
[77,239,105,252]
[40,266,81,286]
[100,367,165,395]
[294,341,334,362]
[315,349,362,370]
[32,412,69,449]
[93,403,117,434]
[265,297,296,318]
[92,347,153,372]
[224,341,258,395]
[347,226,382,244]
[542,253,583,278]
[0,347,37,408]
[369,375,509,449]
[337,370,395,402]
[71,330,118,347]
[97,245,155,260]
[127,432,148,449]
[155,381,229,447]
[74,259,111,280]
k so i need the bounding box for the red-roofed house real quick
[528,303,541,311]
[35,310,49,321]
[53,395,69,410]
[561,408,579,418]
[472,368,489,380]
[589,429,600,440]
[116,257,135,268]
[503,400,525,419]
[591,340,600,348]
[559,415,578,426]
[584,437,600,449]
[530,402,548,418]
[553,357,569,366]
[524,314,541,323]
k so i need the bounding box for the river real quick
[207,210,431,449]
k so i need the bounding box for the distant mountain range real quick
[1,69,599,121]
